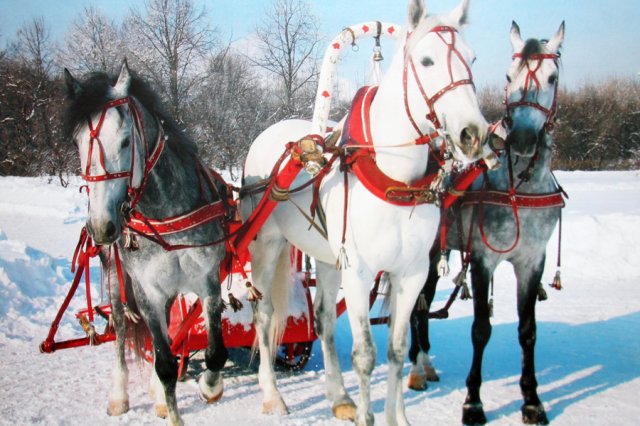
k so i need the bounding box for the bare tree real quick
[124,0,216,123]
[12,17,55,78]
[1,18,72,182]
[252,0,321,119]
[58,6,123,75]
[189,48,268,176]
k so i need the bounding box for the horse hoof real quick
[263,398,289,415]
[522,404,549,425]
[407,372,428,391]
[107,399,129,416]
[200,388,223,404]
[462,402,487,425]
[332,402,357,421]
[155,403,168,419]
[198,373,223,403]
[425,365,440,382]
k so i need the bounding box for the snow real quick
[0,171,639,425]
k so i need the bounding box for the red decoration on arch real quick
[321,90,330,98]
[388,26,396,34]
[362,24,370,33]
[332,42,341,49]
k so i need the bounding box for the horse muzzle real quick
[455,124,488,162]
[88,217,121,245]
[507,127,539,157]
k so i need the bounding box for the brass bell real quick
[373,47,384,62]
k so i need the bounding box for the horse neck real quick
[367,48,432,183]
[135,110,204,218]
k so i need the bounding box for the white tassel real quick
[245,282,263,302]
[437,256,449,277]
[454,270,472,300]
[79,315,96,346]
[550,270,562,290]
[123,304,141,323]
[336,246,350,270]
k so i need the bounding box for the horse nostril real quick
[461,126,480,147]
[105,221,117,239]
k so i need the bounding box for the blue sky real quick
[1,0,639,89]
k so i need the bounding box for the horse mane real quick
[63,71,198,159]
[520,39,543,64]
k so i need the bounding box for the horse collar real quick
[340,86,442,206]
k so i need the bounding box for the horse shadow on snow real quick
[401,305,640,422]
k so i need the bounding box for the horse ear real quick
[510,21,525,53]
[546,21,565,54]
[407,0,425,30]
[64,68,82,99]
[449,0,470,26]
[112,59,132,98]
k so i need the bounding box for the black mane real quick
[63,70,198,158]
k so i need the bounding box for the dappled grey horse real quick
[408,21,566,425]
[64,62,230,426]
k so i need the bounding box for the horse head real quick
[64,61,146,245]
[402,0,488,164]
[505,21,564,157]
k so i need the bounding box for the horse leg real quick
[250,236,289,415]
[314,261,356,420]
[386,271,427,426]
[408,245,443,391]
[515,257,549,425]
[106,281,129,415]
[137,294,182,426]
[462,258,495,425]
[342,268,377,426]
[197,269,229,403]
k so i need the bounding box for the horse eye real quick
[506,74,512,83]
[421,57,434,67]
[548,74,557,85]
[121,137,130,149]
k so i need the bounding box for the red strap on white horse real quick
[403,26,475,151]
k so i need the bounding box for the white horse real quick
[240,1,489,425]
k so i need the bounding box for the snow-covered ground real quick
[0,171,639,425]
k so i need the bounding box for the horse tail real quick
[268,243,293,356]
[122,273,150,363]
[377,271,392,318]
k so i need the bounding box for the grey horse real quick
[64,61,230,426]
[408,21,566,425]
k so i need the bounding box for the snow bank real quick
[0,171,638,425]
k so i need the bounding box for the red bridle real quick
[505,52,560,132]
[81,96,165,210]
[403,26,475,150]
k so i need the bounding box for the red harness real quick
[340,26,477,207]
[403,26,475,145]
[82,96,230,247]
